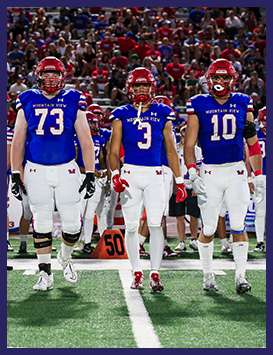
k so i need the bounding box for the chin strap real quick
[133,101,143,128]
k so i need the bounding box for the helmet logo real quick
[215,70,228,74]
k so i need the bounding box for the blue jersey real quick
[186,93,253,164]
[16,89,87,165]
[161,125,176,167]
[110,103,176,166]
[257,129,266,175]
[75,134,105,170]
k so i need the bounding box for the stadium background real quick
[6,4,267,349]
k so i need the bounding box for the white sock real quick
[232,241,248,278]
[255,215,265,243]
[149,226,164,272]
[82,218,94,244]
[138,234,146,244]
[7,232,9,241]
[125,229,142,273]
[37,253,51,265]
[164,239,168,247]
[20,235,28,242]
[198,240,214,274]
[220,238,227,246]
[229,234,233,243]
[61,242,74,259]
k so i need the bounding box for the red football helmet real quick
[151,95,174,108]
[126,67,157,103]
[257,106,266,135]
[35,56,67,93]
[86,111,100,136]
[205,59,238,97]
[87,104,105,127]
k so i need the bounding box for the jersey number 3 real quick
[137,122,152,149]
[35,108,64,135]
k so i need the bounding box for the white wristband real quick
[247,176,253,183]
[11,170,20,174]
[188,167,197,178]
[175,176,184,184]
[111,169,120,178]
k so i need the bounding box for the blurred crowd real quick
[7,6,266,131]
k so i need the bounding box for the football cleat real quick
[149,272,164,292]
[57,250,77,283]
[130,271,144,290]
[203,273,218,291]
[175,241,187,252]
[33,270,53,291]
[254,242,265,252]
[235,275,252,294]
[18,241,27,253]
[163,245,179,257]
[7,240,14,252]
[82,243,95,254]
[189,239,199,251]
[139,244,149,256]
[221,243,232,254]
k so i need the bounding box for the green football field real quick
[7,236,266,348]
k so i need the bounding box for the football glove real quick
[176,183,187,203]
[11,172,27,201]
[79,172,95,199]
[253,175,266,204]
[190,174,207,196]
[112,174,129,193]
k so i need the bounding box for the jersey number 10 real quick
[211,114,236,141]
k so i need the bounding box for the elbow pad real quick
[243,121,257,139]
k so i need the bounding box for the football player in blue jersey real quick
[74,112,107,254]
[252,106,266,252]
[109,67,187,291]
[11,57,96,291]
[184,58,265,293]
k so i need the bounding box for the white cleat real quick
[73,240,84,252]
[203,272,218,291]
[33,271,53,291]
[57,250,78,283]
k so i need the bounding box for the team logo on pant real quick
[68,169,76,174]
[155,170,162,175]
[30,169,36,172]
[124,170,130,174]
[204,170,211,174]
[237,170,244,175]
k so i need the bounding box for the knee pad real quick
[230,220,245,233]
[255,207,266,218]
[125,223,138,234]
[147,215,163,228]
[62,231,81,246]
[203,224,216,237]
[33,231,52,249]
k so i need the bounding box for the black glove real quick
[11,172,27,201]
[79,172,95,199]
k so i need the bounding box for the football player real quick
[138,95,179,258]
[74,112,107,253]
[184,58,265,293]
[109,67,187,291]
[7,127,14,252]
[252,106,266,252]
[11,57,95,291]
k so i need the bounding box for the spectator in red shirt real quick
[159,76,177,104]
[111,49,128,70]
[7,93,16,128]
[171,35,183,58]
[117,32,136,58]
[79,82,93,106]
[99,32,115,56]
[214,10,226,36]
[165,54,185,85]
[91,62,109,98]
[60,56,75,82]
[173,20,189,42]
[157,21,173,41]
[160,7,176,20]
[195,62,206,79]
[220,40,241,61]
[133,37,150,62]
[254,34,266,58]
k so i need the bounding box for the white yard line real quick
[7,258,266,271]
[118,269,162,349]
